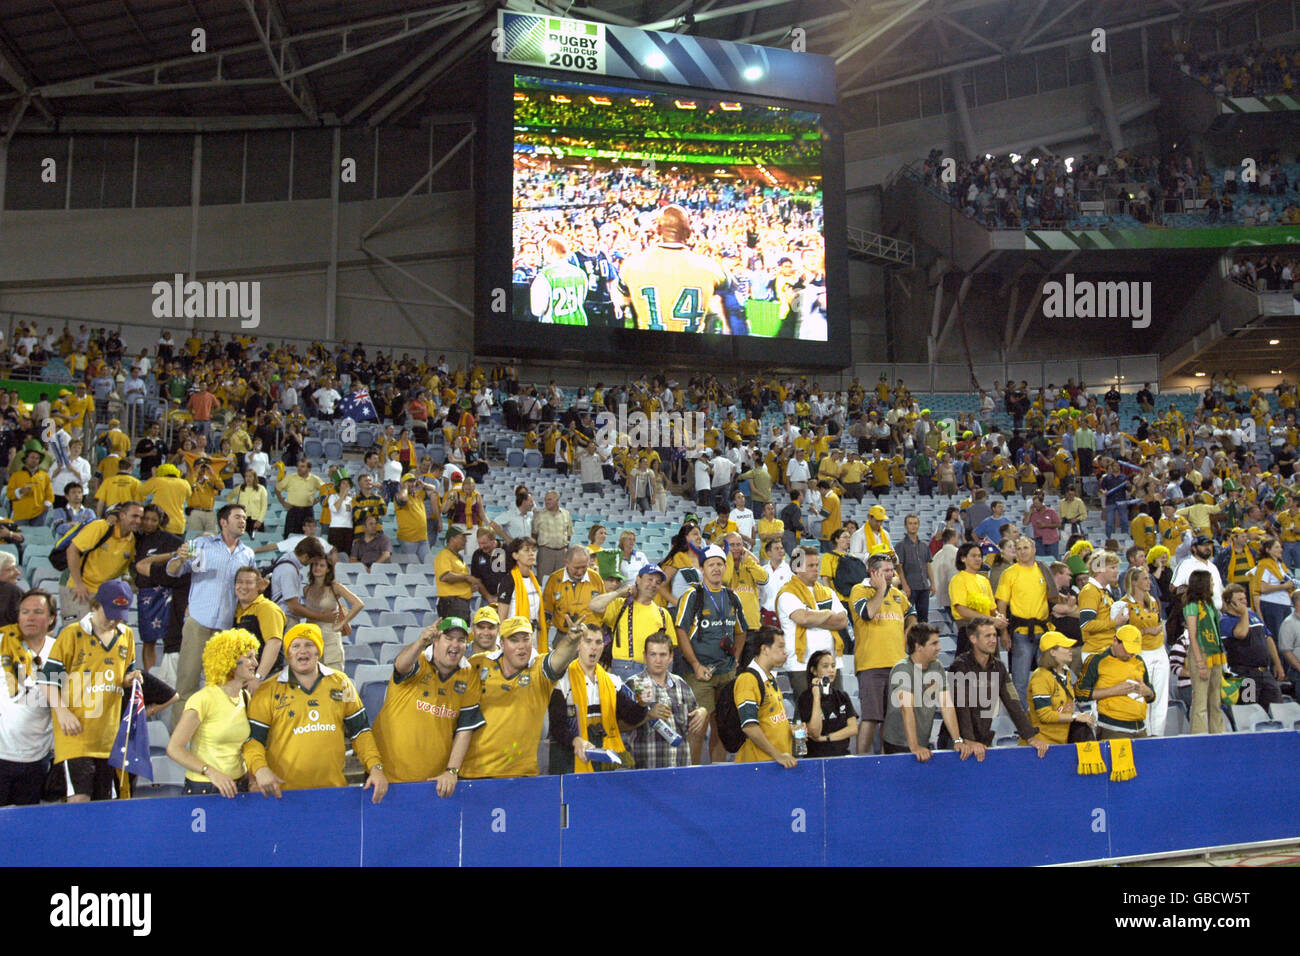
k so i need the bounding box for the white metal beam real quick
[640,0,803,32]
[366,17,496,128]
[241,0,319,123]
[833,0,932,66]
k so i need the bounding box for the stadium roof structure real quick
[0,0,1266,136]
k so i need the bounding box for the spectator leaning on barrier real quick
[243,622,387,803]
[165,628,259,797]
[941,617,1049,757]
[372,617,485,795]
[460,615,583,780]
[1074,624,1154,740]
[882,622,974,761]
[1027,631,1096,745]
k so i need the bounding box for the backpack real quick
[259,553,298,604]
[714,667,767,753]
[833,553,867,600]
[50,518,111,572]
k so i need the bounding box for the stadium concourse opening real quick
[0,1,1299,892]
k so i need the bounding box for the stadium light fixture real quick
[1194,371,1206,377]
[1273,369,1284,374]
[588,96,611,105]
[645,51,668,69]
[1270,338,1280,345]
[1030,158,1039,166]
[675,100,697,109]
[1009,153,1021,163]
[719,102,742,111]
[743,65,763,81]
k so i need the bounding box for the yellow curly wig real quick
[203,628,261,686]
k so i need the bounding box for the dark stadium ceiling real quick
[0,0,1262,135]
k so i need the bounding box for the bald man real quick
[616,204,733,334]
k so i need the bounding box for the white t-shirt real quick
[1257,565,1295,608]
[313,388,340,413]
[327,494,354,529]
[786,458,810,484]
[760,562,794,612]
[51,456,91,497]
[710,456,734,488]
[731,508,755,540]
[1171,555,1223,610]
[0,635,56,762]
[248,450,270,479]
[776,589,845,672]
[383,460,403,483]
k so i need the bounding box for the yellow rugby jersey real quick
[868,460,890,487]
[243,665,381,791]
[819,491,842,541]
[186,475,222,511]
[734,664,792,763]
[1122,593,1164,651]
[1075,650,1150,730]
[372,655,484,783]
[618,243,731,332]
[70,519,136,592]
[840,459,865,485]
[97,455,122,481]
[1158,514,1192,547]
[141,475,192,534]
[1226,545,1256,585]
[1027,667,1076,745]
[1129,514,1156,551]
[40,618,136,762]
[848,583,912,671]
[7,469,52,523]
[1077,582,1118,654]
[949,570,995,620]
[603,597,675,663]
[234,594,286,664]
[394,489,427,543]
[1279,510,1300,543]
[460,651,561,779]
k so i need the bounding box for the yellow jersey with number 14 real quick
[617,243,731,333]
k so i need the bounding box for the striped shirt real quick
[172,533,257,630]
[624,669,697,769]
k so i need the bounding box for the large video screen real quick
[510,72,827,340]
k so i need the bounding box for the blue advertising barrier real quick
[3,734,1299,866]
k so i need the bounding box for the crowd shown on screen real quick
[1,333,1299,806]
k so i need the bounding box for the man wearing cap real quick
[372,617,485,794]
[1074,624,1155,739]
[243,622,387,802]
[590,563,676,680]
[165,503,256,708]
[63,501,143,624]
[465,606,501,661]
[460,616,584,779]
[1171,535,1223,609]
[542,546,606,648]
[434,525,479,621]
[275,458,324,538]
[850,505,894,561]
[677,544,751,764]
[38,580,143,802]
[7,449,52,527]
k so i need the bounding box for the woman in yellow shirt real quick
[165,629,259,797]
[229,469,269,534]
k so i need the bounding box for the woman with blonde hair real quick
[1121,564,1168,736]
[166,628,260,796]
[617,530,648,582]
[1253,536,1296,639]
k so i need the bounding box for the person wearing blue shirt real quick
[974,501,1009,543]
[49,482,95,539]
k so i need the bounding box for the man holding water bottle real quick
[626,631,707,768]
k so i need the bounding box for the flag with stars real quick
[108,678,152,782]
[338,388,378,423]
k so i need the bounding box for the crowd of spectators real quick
[1173,42,1300,98]
[1,328,1299,810]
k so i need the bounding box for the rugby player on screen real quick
[530,234,589,325]
[617,204,734,333]
[570,224,622,328]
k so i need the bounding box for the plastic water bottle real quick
[582,747,624,766]
[792,720,808,757]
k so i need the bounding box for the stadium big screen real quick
[477,31,847,367]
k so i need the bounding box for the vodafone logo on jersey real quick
[293,708,337,736]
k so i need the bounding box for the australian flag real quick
[338,388,378,423]
[108,678,153,782]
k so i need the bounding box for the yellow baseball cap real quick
[868,504,888,520]
[1116,624,1142,655]
[472,606,500,626]
[1039,631,1076,652]
[499,616,533,639]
